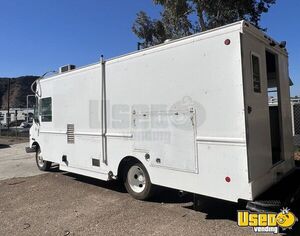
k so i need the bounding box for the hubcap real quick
[127,166,146,193]
[37,151,44,167]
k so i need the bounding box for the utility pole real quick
[15,109,18,137]
[7,79,11,130]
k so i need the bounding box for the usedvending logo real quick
[238,208,298,234]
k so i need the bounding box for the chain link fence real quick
[0,126,30,138]
[293,103,300,147]
[0,108,33,138]
[0,119,30,138]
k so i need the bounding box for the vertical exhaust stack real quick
[59,65,76,73]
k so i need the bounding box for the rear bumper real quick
[247,168,300,211]
[251,159,295,200]
[25,146,36,153]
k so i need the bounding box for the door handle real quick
[247,106,252,114]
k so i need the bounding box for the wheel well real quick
[117,156,141,181]
[32,142,40,150]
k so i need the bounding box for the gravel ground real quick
[0,143,44,180]
[0,172,257,236]
[0,142,300,235]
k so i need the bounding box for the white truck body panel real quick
[30,21,294,202]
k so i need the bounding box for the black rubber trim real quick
[25,146,36,153]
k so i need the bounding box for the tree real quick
[132,11,155,48]
[156,0,193,39]
[192,0,276,30]
[132,0,276,47]
[132,0,193,47]
[132,11,167,48]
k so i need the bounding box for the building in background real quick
[0,108,34,126]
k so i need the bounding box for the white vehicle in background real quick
[19,122,32,129]
[27,21,297,208]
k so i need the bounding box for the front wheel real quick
[35,147,52,171]
[124,162,154,200]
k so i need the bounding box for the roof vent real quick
[59,64,76,73]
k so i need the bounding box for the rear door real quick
[241,33,273,181]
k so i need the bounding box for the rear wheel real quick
[124,162,154,200]
[35,147,52,171]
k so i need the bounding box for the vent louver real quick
[67,124,75,144]
[92,159,100,167]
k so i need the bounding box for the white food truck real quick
[27,21,295,206]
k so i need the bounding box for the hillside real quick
[0,76,38,109]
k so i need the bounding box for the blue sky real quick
[0,0,299,95]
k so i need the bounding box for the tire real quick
[35,147,52,171]
[124,161,154,200]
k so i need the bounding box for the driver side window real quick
[39,97,52,122]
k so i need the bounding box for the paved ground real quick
[0,142,45,180]
[0,173,256,236]
[0,141,299,235]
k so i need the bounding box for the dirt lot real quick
[0,141,300,235]
[0,142,43,180]
[0,172,257,236]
